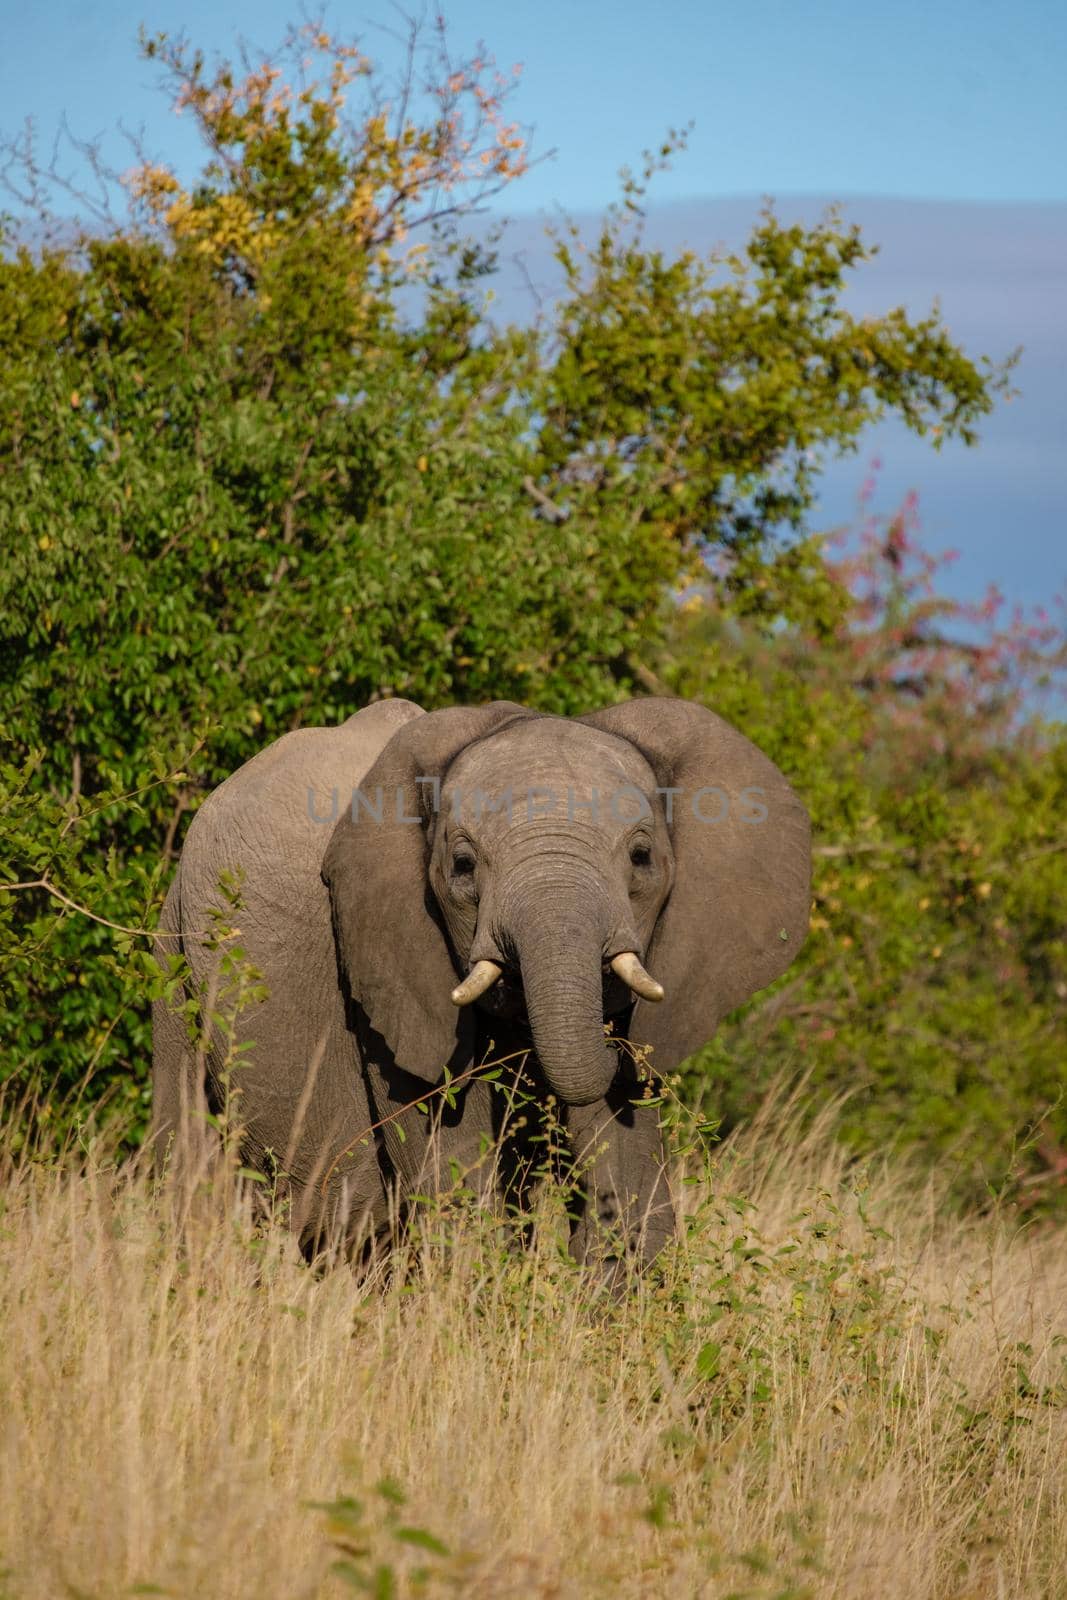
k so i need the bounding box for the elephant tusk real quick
[610,951,665,1003]
[451,960,503,1007]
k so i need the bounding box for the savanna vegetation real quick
[1,15,1065,1597]
[3,1095,1067,1598]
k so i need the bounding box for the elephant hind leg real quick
[149,982,222,1193]
[149,872,221,1191]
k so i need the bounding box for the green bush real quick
[660,517,1067,1203]
[3,19,1061,1202]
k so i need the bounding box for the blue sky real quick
[3,0,1066,206]
[2,1,1065,632]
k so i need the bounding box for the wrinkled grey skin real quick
[152,697,810,1279]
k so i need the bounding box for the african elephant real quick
[152,697,810,1279]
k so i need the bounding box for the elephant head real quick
[321,698,810,1105]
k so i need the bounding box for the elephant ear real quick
[580,697,811,1074]
[323,702,534,1082]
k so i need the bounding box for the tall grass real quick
[1,1090,1065,1599]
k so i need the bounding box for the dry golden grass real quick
[1,1093,1065,1599]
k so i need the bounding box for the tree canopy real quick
[1,18,1063,1202]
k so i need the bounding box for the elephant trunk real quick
[509,893,619,1108]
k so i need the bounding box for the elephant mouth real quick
[472,961,634,1030]
[475,966,528,1024]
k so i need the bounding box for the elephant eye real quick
[452,852,476,877]
[630,843,652,868]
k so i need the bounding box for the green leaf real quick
[392,1527,450,1557]
[330,1560,373,1593]
[695,1341,721,1382]
[374,1477,406,1506]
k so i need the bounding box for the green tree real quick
[658,501,1067,1204]
[0,19,1012,1146]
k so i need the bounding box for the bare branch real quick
[814,842,909,858]
[623,654,671,697]
[522,475,568,524]
[0,877,169,938]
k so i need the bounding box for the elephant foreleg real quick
[362,1058,504,1213]
[565,1074,675,1286]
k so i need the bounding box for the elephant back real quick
[178,699,425,1006]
